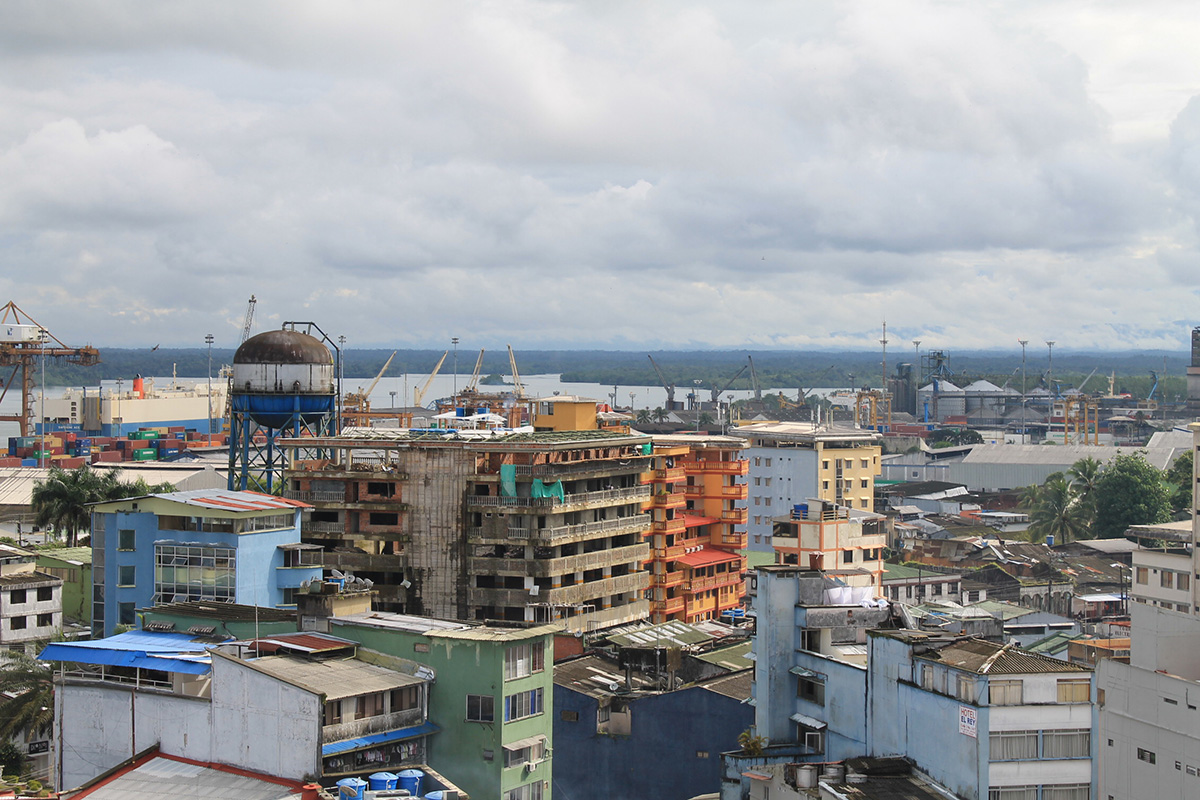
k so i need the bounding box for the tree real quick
[1067,456,1103,528]
[0,649,53,743]
[635,409,651,425]
[32,466,175,546]
[1165,449,1193,514]
[651,407,667,423]
[1027,475,1089,544]
[1093,453,1172,539]
[698,412,715,428]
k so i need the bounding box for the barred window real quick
[504,642,546,681]
[1042,785,1090,800]
[1042,730,1090,759]
[988,788,1035,800]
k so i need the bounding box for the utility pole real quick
[38,329,47,468]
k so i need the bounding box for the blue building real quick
[724,565,1097,800]
[90,489,322,637]
[553,653,752,800]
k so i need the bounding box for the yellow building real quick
[734,422,882,552]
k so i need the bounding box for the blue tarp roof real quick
[322,721,439,756]
[38,631,213,675]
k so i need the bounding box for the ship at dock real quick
[36,375,228,438]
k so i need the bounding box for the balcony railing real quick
[721,508,749,524]
[467,485,650,510]
[513,458,651,477]
[682,460,749,476]
[468,513,651,543]
[304,520,345,534]
[285,489,346,503]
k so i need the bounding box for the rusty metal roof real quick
[918,637,1090,675]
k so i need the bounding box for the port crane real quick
[647,355,677,409]
[747,356,763,402]
[0,301,100,438]
[507,345,526,400]
[709,364,747,404]
[464,349,486,394]
[342,351,396,427]
[414,351,448,407]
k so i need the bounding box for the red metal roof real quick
[675,547,742,568]
[247,632,357,654]
[682,514,719,528]
[153,489,311,511]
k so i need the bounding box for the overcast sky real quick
[3,1,1200,353]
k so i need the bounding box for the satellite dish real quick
[330,569,345,579]
[299,579,311,591]
[362,578,374,588]
[400,579,411,589]
[529,585,540,596]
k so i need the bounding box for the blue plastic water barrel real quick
[368,772,398,791]
[425,792,446,800]
[397,769,425,797]
[336,777,367,800]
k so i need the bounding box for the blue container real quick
[21,459,36,467]
[368,772,398,791]
[425,792,447,800]
[336,777,367,800]
[397,769,425,797]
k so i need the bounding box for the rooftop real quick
[144,601,297,623]
[62,750,309,799]
[332,612,559,641]
[734,422,881,443]
[240,653,423,700]
[604,620,714,650]
[35,546,93,565]
[40,630,214,675]
[93,489,310,513]
[919,638,1090,675]
[699,669,753,701]
[553,654,659,697]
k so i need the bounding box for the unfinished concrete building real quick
[282,427,654,632]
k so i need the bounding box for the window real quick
[355,692,385,719]
[503,737,546,768]
[822,460,829,469]
[561,710,579,722]
[118,529,136,550]
[504,642,546,680]
[955,676,977,703]
[822,481,829,490]
[118,565,136,586]
[861,459,869,469]
[1180,572,1191,591]
[753,477,760,486]
[764,458,772,467]
[989,730,1039,761]
[503,782,544,800]
[9,590,25,605]
[1136,567,1148,584]
[36,586,52,602]
[118,602,135,625]
[154,544,236,604]
[797,678,825,706]
[36,613,52,627]
[989,680,1023,706]
[324,700,342,725]
[764,497,771,506]
[9,617,25,631]
[1137,747,1156,764]
[391,686,420,712]
[1057,679,1090,703]
[861,479,868,488]
[504,688,544,722]
[842,550,854,564]
[1042,786,1089,800]
[466,694,494,722]
[1042,730,1090,759]
[988,789,1036,800]
[1161,570,1174,589]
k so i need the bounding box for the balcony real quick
[649,493,686,510]
[650,467,687,482]
[513,458,652,478]
[683,572,743,594]
[721,508,749,524]
[468,542,650,577]
[466,485,650,512]
[467,513,651,545]
[683,460,749,476]
[652,517,686,536]
[304,520,346,534]
[469,572,649,608]
[285,489,346,503]
[652,543,687,561]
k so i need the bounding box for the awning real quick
[789,666,820,678]
[38,643,212,675]
[502,735,547,752]
[322,720,440,756]
[742,771,771,781]
[789,712,827,730]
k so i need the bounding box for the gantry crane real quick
[0,301,100,438]
[414,351,448,407]
[507,345,526,400]
[647,354,678,409]
[709,364,747,404]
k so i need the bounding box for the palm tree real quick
[0,649,53,742]
[1028,475,1088,544]
[1068,456,1102,530]
[636,409,651,425]
[652,407,667,423]
[32,466,175,546]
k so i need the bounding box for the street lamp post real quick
[205,333,214,443]
[1019,340,1028,442]
[451,337,459,402]
[38,329,47,468]
[337,335,346,432]
[116,377,123,439]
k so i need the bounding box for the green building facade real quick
[36,547,93,626]
[328,614,558,800]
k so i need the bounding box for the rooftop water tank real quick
[232,328,335,429]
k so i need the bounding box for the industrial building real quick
[281,406,655,632]
[733,422,882,552]
[644,434,748,624]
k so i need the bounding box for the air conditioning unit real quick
[524,760,539,772]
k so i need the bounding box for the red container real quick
[91,451,123,463]
[0,457,20,467]
[59,457,86,469]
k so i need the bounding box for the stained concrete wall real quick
[399,447,473,619]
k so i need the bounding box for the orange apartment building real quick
[643,435,749,624]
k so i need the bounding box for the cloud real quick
[0,1,1195,350]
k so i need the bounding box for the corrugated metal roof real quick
[247,653,424,700]
[321,720,439,756]
[605,619,713,649]
[36,547,93,565]
[40,631,214,674]
[674,547,742,569]
[247,632,356,654]
[701,670,753,701]
[919,638,1090,675]
[66,752,306,799]
[94,488,309,513]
